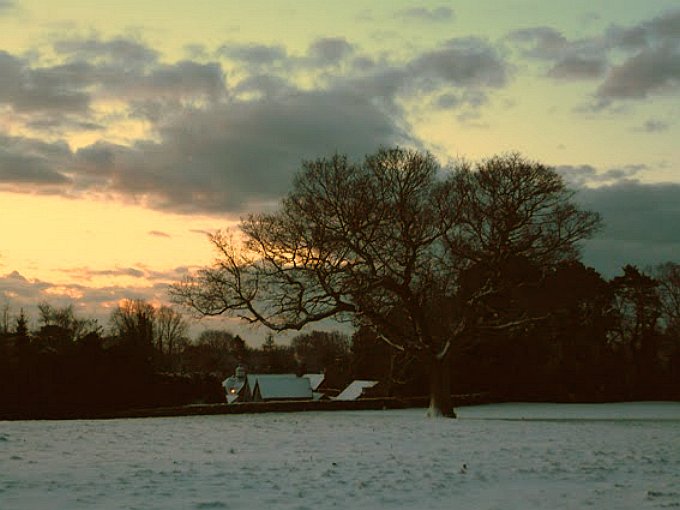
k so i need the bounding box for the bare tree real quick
[155,305,189,358]
[172,148,600,417]
[1,300,10,335]
[110,299,156,346]
[654,262,680,337]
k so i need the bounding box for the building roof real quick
[250,374,313,401]
[304,373,325,391]
[334,380,378,401]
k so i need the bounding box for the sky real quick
[0,0,679,338]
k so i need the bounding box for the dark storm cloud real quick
[577,182,680,276]
[395,6,454,22]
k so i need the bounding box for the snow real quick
[304,373,325,391]
[0,402,678,510]
[334,380,378,400]
[252,374,313,400]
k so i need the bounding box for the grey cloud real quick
[134,60,225,99]
[508,9,680,101]
[3,35,509,214]
[547,54,608,79]
[507,27,570,59]
[557,163,646,188]
[0,51,92,114]
[577,182,680,276]
[0,271,51,301]
[232,74,295,99]
[0,135,72,185]
[0,0,15,12]
[338,37,508,110]
[434,90,488,110]
[596,44,680,99]
[596,9,680,102]
[605,9,680,50]
[395,6,454,22]
[507,27,607,80]
[71,89,413,213]
[218,43,287,65]
[410,37,508,88]
[53,36,159,67]
[307,37,354,66]
[0,270,178,326]
[148,230,171,238]
[0,39,226,122]
[638,118,670,132]
[60,267,147,281]
[26,116,104,132]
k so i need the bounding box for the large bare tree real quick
[172,148,600,417]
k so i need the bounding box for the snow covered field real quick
[1,402,679,510]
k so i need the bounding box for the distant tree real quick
[34,302,101,352]
[610,265,662,391]
[1,300,10,335]
[155,305,189,360]
[179,329,247,376]
[172,148,601,417]
[654,262,680,338]
[15,308,29,341]
[291,330,350,372]
[260,334,296,373]
[110,299,156,346]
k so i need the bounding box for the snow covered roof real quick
[250,374,313,401]
[222,376,248,403]
[334,380,378,401]
[303,373,325,391]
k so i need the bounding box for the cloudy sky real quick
[0,0,678,335]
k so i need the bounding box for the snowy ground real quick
[1,402,679,510]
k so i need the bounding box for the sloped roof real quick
[334,380,378,401]
[304,373,325,391]
[251,374,313,400]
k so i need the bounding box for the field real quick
[1,402,679,509]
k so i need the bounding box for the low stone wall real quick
[91,393,491,419]
[0,393,492,420]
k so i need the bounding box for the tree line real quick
[2,148,679,418]
[0,259,678,418]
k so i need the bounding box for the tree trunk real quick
[427,353,456,418]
